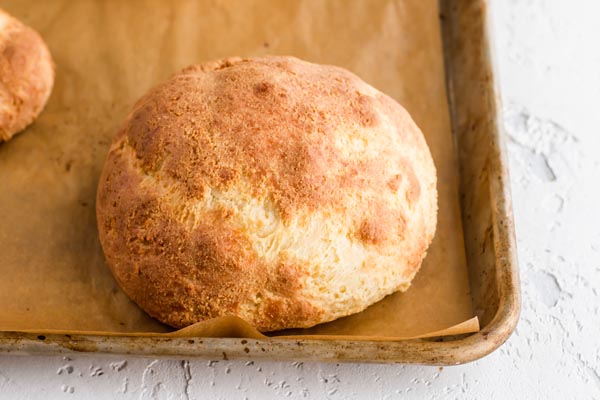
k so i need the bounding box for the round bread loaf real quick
[96,56,437,332]
[0,9,54,142]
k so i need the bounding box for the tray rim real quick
[0,0,520,365]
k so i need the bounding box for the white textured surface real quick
[1,0,599,398]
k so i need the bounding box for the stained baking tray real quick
[0,0,520,364]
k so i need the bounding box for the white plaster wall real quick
[1,0,599,398]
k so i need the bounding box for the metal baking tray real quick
[0,0,520,364]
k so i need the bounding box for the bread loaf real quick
[0,9,54,142]
[96,56,437,331]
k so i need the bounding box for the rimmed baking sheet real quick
[0,0,478,341]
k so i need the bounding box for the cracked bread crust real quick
[0,9,54,142]
[96,56,437,332]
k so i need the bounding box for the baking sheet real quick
[0,0,477,339]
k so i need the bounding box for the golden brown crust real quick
[97,56,437,331]
[0,9,54,142]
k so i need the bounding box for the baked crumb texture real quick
[96,56,437,332]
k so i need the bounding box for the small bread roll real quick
[97,56,437,332]
[0,9,54,142]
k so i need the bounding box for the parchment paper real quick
[0,0,477,340]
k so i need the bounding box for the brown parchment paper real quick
[0,0,477,340]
